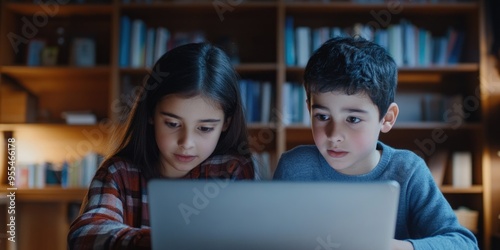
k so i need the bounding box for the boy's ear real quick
[222,117,232,131]
[381,103,399,133]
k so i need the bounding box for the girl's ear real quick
[381,103,399,133]
[222,117,232,131]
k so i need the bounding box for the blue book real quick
[285,16,295,66]
[119,16,131,67]
[448,30,464,64]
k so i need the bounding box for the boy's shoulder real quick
[378,142,427,171]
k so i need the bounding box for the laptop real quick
[148,179,400,250]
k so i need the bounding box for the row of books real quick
[426,150,473,188]
[239,80,275,123]
[15,152,103,189]
[285,17,464,67]
[26,37,96,67]
[119,16,205,68]
[396,93,465,122]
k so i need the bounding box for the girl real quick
[68,43,254,249]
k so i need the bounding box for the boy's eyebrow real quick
[342,108,368,114]
[160,112,221,123]
[311,104,329,110]
[311,105,368,113]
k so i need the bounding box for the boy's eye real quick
[346,117,361,124]
[314,114,330,121]
[165,122,180,128]
[199,126,214,133]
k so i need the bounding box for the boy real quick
[273,37,478,250]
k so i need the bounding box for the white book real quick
[388,24,403,66]
[62,111,97,125]
[35,163,46,188]
[82,152,99,188]
[154,27,170,62]
[452,151,472,188]
[295,26,311,67]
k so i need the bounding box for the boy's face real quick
[152,94,228,178]
[308,91,396,175]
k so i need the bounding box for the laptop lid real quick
[148,180,400,250]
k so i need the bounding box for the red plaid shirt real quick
[68,154,254,249]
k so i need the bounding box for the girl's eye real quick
[199,127,214,133]
[314,114,330,121]
[165,122,180,128]
[347,117,361,124]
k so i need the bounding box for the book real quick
[119,15,131,67]
[285,16,295,66]
[154,27,170,62]
[144,27,156,68]
[260,81,273,123]
[70,37,96,67]
[451,151,472,188]
[61,111,97,124]
[26,39,46,66]
[427,150,448,186]
[295,26,311,67]
[130,19,147,68]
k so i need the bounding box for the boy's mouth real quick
[327,150,347,158]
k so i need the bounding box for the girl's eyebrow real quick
[160,111,221,123]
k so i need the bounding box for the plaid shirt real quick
[68,154,254,249]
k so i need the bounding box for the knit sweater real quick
[273,141,478,250]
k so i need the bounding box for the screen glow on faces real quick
[309,91,384,175]
[152,94,228,178]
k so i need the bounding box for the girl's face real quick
[152,94,228,178]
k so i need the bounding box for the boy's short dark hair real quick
[304,36,398,119]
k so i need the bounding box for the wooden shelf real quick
[440,185,483,194]
[1,65,111,79]
[120,1,277,9]
[1,186,87,202]
[284,2,478,14]
[120,63,278,75]
[5,3,113,16]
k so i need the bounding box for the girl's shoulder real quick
[95,156,142,180]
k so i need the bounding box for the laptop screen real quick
[148,180,399,250]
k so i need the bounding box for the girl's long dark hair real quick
[110,43,250,180]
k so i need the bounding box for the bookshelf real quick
[0,0,497,249]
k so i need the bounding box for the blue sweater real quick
[273,142,478,250]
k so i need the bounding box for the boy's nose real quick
[326,123,344,142]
